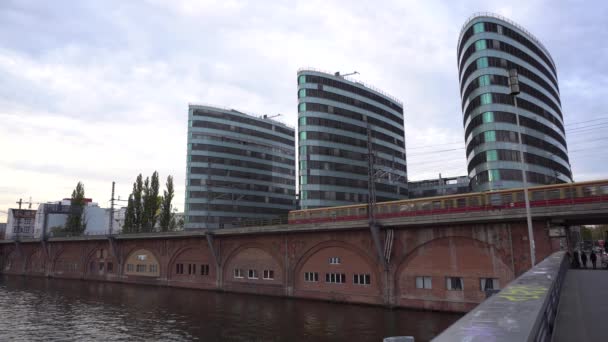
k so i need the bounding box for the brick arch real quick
[25,248,46,275]
[167,244,215,281]
[2,249,22,274]
[292,240,382,298]
[394,236,513,311]
[123,247,162,277]
[51,244,86,276]
[222,242,284,284]
[84,243,116,275]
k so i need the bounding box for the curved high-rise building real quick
[457,14,572,192]
[297,69,407,209]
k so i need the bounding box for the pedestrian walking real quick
[572,250,580,268]
[581,252,588,268]
[590,251,597,269]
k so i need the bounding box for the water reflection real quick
[0,276,460,341]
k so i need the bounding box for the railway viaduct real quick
[1,201,606,313]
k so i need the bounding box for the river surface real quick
[0,275,461,341]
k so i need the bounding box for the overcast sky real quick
[1,0,607,222]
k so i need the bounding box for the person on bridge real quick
[590,251,597,269]
[572,250,580,268]
[581,252,588,268]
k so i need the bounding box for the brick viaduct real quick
[0,219,559,313]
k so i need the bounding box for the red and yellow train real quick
[288,180,608,225]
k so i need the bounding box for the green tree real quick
[133,174,144,232]
[159,175,175,232]
[142,171,160,232]
[123,194,136,234]
[65,182,87,235]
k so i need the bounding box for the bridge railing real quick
[433,251,568,342]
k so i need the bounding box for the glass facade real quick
[458,15,572,191]
[297,70,407,209]
[185,105,296,229]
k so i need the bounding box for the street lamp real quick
[508,68,536,267]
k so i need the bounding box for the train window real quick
[339,209,348,217]
[502,193,513,204]
[583,186,597,197]
[420,202,431,211]
[445,200,454,208]
[399,204,410,212]
[330,210,337,219]
[456,198,467,208]
[600,185,608,195]
[469,197,480,207]
[358,207,367,216]
[531,191,545,201]
[546,189,560,200]
[515,192,525,202]
[432,201,441,210]
[390,205,398,213]
[489,194,502,206]
[564,188,575,199]
[379,205,387,214]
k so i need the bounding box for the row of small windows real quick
[190,143,294,166]
[298,74,403,113]
[472,169,567,185]
[300,145,407,171]
[300,175,407,194]
[460,39,557,86]
[175,263,210,276]
[300,131,406,159]
[188,215,287,226]
[301,160,368,176]
[233,268,275,280]
[467,129,569,163]
[190,133,293,157]
[189,193,295,206]
[89,262,114,273]
[462,73,562,117]
[190,155,295,176]
[459,21,556,77]
[126,263,158,273]
[415,276,499,291]
[299,116,404,147]
[190,167,294,185]
[188,203,292,215]
[300,88,402,126]
[468,149,572,178]
[192,120,293,146]
[189,179,295,196]
[461,56,560,104]
[464,90,563,130]
[299,189,406,202]
[192,109,294,137]
[297,101,404,136]
[465,111,567,148]
[302,272,371,285]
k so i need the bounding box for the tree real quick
[123,194,136,234]
[159,175,175,232]
[65,182,87,235]
[133,174,144,232]
[142,171,160,232]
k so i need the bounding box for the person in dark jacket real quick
[572,250,580,268]
[590,251,598,269]
[581,252,588,268]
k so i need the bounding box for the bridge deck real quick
[553,269,608,342]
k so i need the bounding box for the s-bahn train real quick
[287,180,608,225]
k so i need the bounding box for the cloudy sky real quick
[1,0,607,222]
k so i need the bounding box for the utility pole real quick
[109,181,115,235]
[366,124,387,269]
[508,68,536,267]
[15,198,22,241]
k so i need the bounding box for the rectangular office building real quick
[185,104,296,229]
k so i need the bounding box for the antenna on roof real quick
[335,71,359,77]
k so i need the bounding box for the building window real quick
[188,263,196,275]
[486,150,498,161]
[299,102,306,112]
[476,57,489,69]
[480,278,500,290]
[201,264,210,276]
[299,160,307,170]
[473,22,485,33]
[299,116,306,126]
[248,269,258,279]
[300,175,307,185]
[478,75,491,87]
[482,111,494,123]
[474,40,487,51]
[489,169,501,182]
[298,88,306,98]
[300,145,307,155]
[301,191,307,200]
[304,272,319,282]
[325,273,346,284]
[446,277,464,290]
[127,264,134,272]
[136,264,146,273]
[99,262,104,272]
[234,268,244,278]
[353,274,371,285]
[263,270,274,280]
[416,276,432,289]
[484,130,496,142]
[329,257,340,265]
[480,93,492,105]
[149,264,158,273]
[299,131,307,140]
[298,75,306,84]
[107,262,113,273]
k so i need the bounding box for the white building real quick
[5,208,37,239]
[33,199,115,238]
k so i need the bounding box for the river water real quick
[0,275,461,341]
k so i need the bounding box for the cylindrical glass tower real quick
[457,14,572,191]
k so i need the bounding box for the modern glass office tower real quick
[185,104,296,229]
[458,13,572,192]
[297,69,407,209]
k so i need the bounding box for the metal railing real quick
[188,102,294,129]
[458,12,556,67]
[297,67,404,106]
